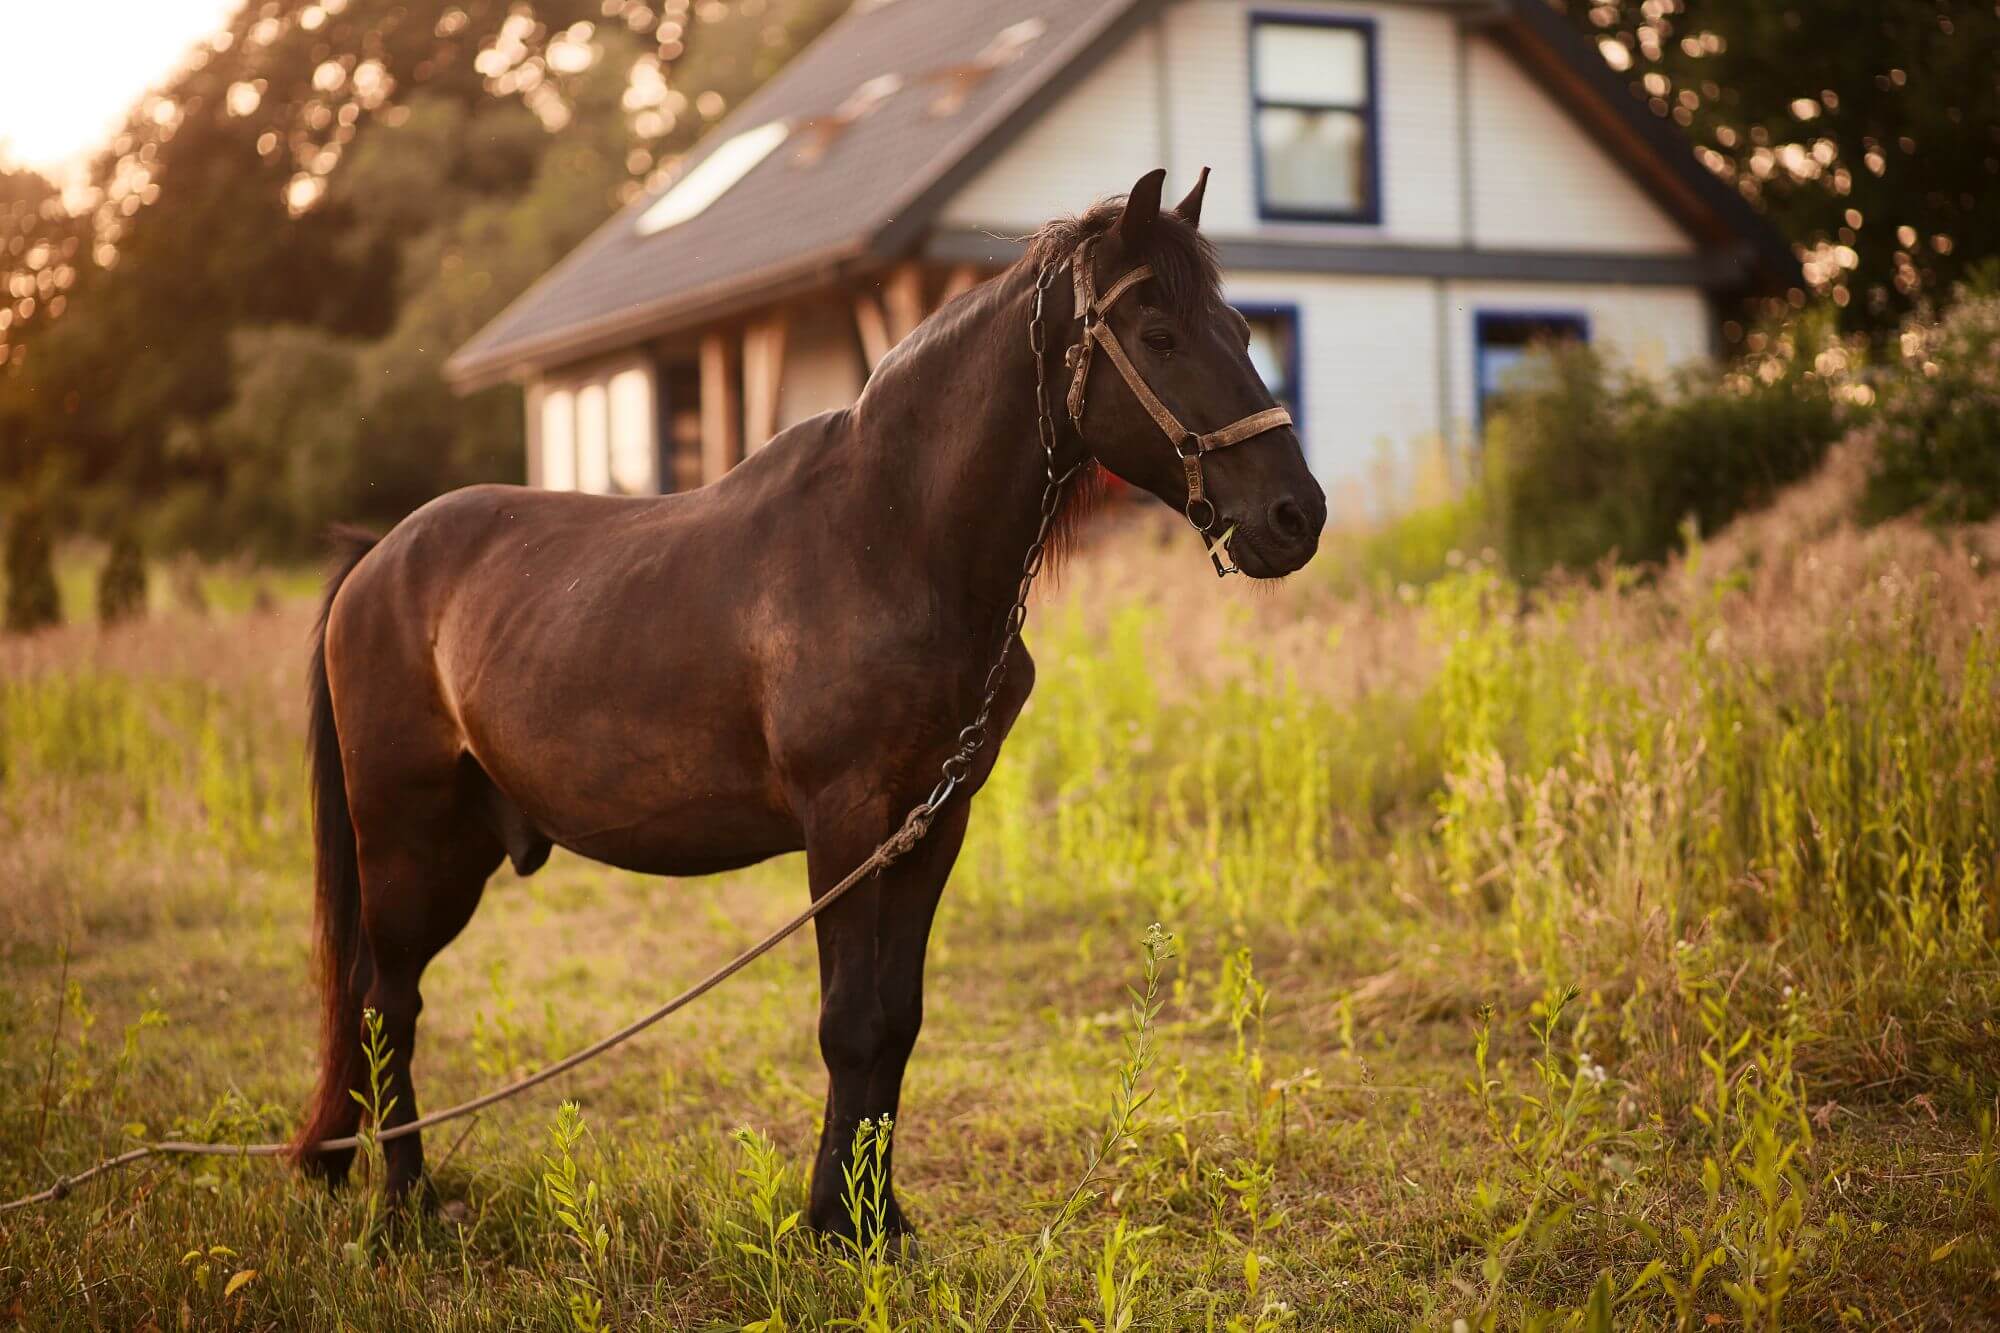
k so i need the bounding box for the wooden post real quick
[882,262,927,345]
[699,330,741,483]
[524,379,545,489]
[939,264,983,305]
[853,294,892,371]
[742,313,790,449]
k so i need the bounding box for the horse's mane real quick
[1013,196,1222,575]
[1018,196,1223,326]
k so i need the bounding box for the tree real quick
[97,529,149,624]
[0,0,844,555]
[1567,0,1998,334]
[4,503,61,633]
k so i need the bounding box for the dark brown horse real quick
[292,168,1326,1236]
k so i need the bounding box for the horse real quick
[292,167,1327,1238]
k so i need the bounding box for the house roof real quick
[446,0,1797,392]
[446,0,1151,390]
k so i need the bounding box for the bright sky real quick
[0,0,240,181]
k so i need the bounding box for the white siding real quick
[1465,35,1691,253]
[941,0,1696,257]
[1221,272,1710,511]
[1160,0,1464,244]
[1441,279,1710,429]
[533,354,660,494]
[944,0,1466,244]
[540,386,576,492]
[778,300,866,431]
[939,23,1165,229]
[1226,270,1442,513]
[608,365,659,493]
[928,0,1718,509]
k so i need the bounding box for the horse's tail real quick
[291,526,379,1179]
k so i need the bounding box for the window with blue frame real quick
[1475,311,1589,429]
[1250,15,1379,223]
[1239,303,1302,429]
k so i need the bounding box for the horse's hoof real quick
[387,1175,439,1216]
[886,1229,923,1264]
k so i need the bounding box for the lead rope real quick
[0,262,1081,1217]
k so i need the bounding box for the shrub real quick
[96,530,149,624]
[4,503,62,633]
[1485,315,1849,580]
[1861,290,2000,525]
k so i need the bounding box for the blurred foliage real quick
[3,501,61,632]
[1483,315,1851,579]
[1569,0,1998,333]
[1862,279,2000,526]
[97,529,150,624]
[0,0,840,555]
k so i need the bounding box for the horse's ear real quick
[1118,168,1167,246]
[1173,166,1210,230]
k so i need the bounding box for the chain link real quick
[928,261,1078,808]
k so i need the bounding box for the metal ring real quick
[1185,496,1217,532]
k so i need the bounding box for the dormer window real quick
[1250,15,1379,224]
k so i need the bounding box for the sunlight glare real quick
[0,0,240,182]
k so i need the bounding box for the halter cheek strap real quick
[1062,239,1294,577]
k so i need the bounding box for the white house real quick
[446,0,1794,513]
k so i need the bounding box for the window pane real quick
[576,382,610,494]
[1258,106,1366,213]
[1254,24,1366,106]
[1244,315,1295,405]
[608,367,655,494]
[1478,316,1588,418]
[540,388,575,491]
[1479,345,1532,403]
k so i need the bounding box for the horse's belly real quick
[550,792,804,878]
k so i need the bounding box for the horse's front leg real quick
[803,793,970,1243]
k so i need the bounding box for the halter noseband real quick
[1060,236,1295,577]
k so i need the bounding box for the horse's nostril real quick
[1268,497,1310,543]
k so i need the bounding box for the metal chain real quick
[928,260,1079,808]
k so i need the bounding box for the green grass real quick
[1,512,1996,1329]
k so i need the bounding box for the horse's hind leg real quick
[353,803,503,1204]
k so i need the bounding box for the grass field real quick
[3,470,1998,1329]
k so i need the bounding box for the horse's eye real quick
[1142,330,1175,353]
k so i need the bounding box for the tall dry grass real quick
[0,467,1995,1327]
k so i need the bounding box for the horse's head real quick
[1057,169,1326,579]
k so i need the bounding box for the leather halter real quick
[1061,236,1294,576]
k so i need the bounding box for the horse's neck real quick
[850,270,1063,613]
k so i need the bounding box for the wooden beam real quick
[939,264,983,306]
[524,380,545,489]
[742,313,789,449]
[882,262,927,345]
[699,330,741,484]
[853,293,892,371]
